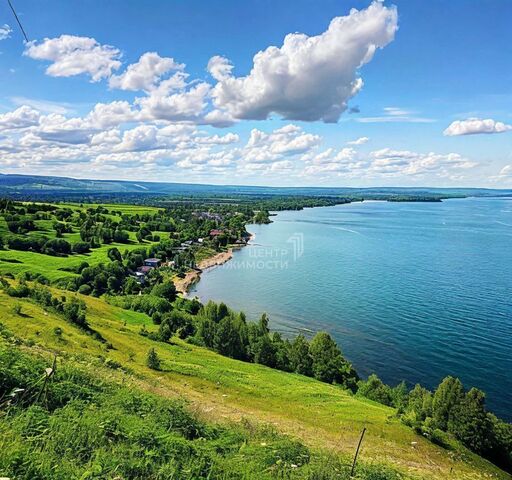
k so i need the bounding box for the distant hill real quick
[1,173,512,200]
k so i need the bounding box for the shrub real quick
[146,348,161,370]
[72,242,91,254]
[77,284,92,295]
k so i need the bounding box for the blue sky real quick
[1,0,511,186]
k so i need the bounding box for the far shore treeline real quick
[0,195,510,475]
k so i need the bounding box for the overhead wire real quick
[6,0,29,42]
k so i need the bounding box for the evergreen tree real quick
[258,313,270,335]
[391,381,409,411]
[213,316,245,359]
[146,348,161,370]
[252,334,277,368]
[195,317,216,348]
[107,247,122,262]
[406,384,433,423]
[272,333,292,372]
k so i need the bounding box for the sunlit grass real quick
[0,289,507,480]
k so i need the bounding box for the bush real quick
[146,348,161,370]
[151,281,177,302]
[72,241,91,254]
[43,238,71,255]
[77,284,92,295]
[357,374,393,406]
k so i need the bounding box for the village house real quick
[143,258,161,268]
[209,229,223,237]
[194,211,223,222]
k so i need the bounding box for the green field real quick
[0,202,166,282]
[0,288,508,480]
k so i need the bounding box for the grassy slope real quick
[0,290,508,480]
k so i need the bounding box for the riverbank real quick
[174,248,234,294]
[174,232,256,295]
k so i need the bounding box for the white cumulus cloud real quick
[347,136,369,145]
[444,118,512,136]
[0,106,41,131]
[109,52,184,92]
[24,35,122,82]
[207,55,234,82]
[210,1,398,122]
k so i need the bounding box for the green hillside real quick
[0,199,509,479]
[0,288,509,480]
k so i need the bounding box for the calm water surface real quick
[190,198,512,419]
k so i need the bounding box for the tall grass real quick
[0,345,407,480]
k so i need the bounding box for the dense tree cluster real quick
[357,374,512,471]
[0,200,253,262]
[149,300,359,390]
[6,236,72,256]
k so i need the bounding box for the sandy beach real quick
[174,249,233,294]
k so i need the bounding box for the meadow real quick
[0,288,508,480]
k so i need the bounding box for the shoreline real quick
[174,232,256,295]
[174,249,233,295]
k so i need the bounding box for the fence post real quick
[350,427,366,477]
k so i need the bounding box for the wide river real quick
[190,197,512,419]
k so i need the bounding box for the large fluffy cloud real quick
[210,2,398,122]
[243,125,321,164]
[109,52,184,92]
[444,118,512,136]
[136,82,212,123]
[24,35,122,82]
[0,106,41,130]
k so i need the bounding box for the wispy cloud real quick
[0,24,12,41]
[356,106,435,123]
[10,96,79,115]
[357,116,435,123]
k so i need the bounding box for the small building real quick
[144,258,161,268]
[137,265,153,274]
[210,229,223,237]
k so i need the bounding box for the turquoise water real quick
[190,198,512,419]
